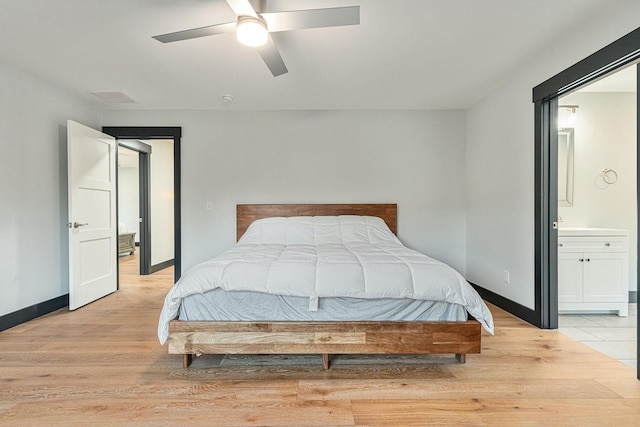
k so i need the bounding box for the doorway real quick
[533,27,640,379]
[117,140,151,276]
[104,127,182,283]
[555,68,637,369]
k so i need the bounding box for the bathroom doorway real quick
[555,67,638,368]
[532,27,640,379]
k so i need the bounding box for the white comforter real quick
[158,216,494,343]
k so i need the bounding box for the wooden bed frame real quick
[169,203,482,369]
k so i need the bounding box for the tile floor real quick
[558,303,637,368]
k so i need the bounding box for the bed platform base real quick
[169,320,481,369]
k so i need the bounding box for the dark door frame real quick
[104,127,182,283]
[117,140,152,276]
[533,27,640,380]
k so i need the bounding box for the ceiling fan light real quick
[236,16,268,47]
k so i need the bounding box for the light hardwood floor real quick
[1,255,639,426]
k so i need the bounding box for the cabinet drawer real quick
[558,236,628,252]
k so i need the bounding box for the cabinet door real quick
[582,253,627,303]
[558,253,583,303]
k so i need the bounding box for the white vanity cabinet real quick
[558,228,629,316]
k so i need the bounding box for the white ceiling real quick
[0,0,627,110]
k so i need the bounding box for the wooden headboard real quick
[236,204,397,240]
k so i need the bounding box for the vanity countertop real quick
[558,227,629,236]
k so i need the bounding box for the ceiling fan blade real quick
[257,35,288,77]
[262,6,360,33]
[225,0,258,18]
[152,22,235,43]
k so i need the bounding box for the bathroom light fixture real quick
[558,105,579,129]
[236,15,268,47]
[567,106,578,126]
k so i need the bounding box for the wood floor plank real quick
[451,360,632,381]
[3,398,355,426]
[298,378,621,401]
[0,373,299,402]
[0,351,170,367]
[351,399,485,425]
[0,253,637,425]
[351,398,640,426]
[476,399,640,425]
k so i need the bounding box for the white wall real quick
[0,63,100,316]
[101,110,468,275]
[466,3,640,309]
[148,139,175,266]
[558,91,637,293]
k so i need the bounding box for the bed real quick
[159,204,494,369]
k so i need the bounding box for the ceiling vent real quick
[88,90,136,104]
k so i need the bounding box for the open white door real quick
[67,120,117,310]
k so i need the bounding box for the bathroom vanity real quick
[558,228,629,317]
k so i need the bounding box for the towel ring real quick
[602,168,618,185]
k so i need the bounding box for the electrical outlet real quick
[503,270,510,285]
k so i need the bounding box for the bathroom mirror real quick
[558,127,575,206]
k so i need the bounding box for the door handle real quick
[69,222,89,229]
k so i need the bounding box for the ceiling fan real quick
[152,0,360,77]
